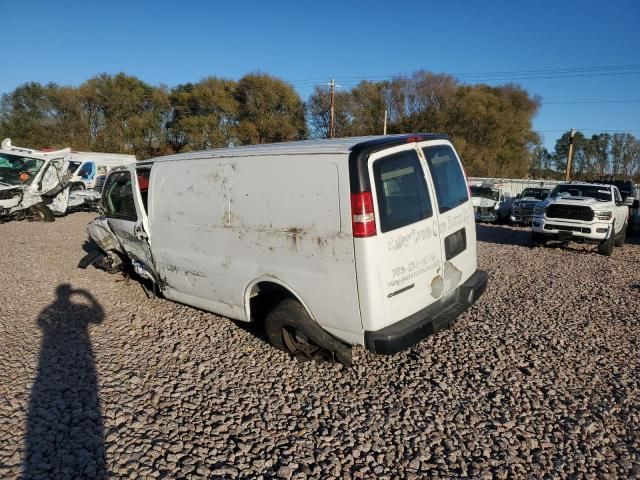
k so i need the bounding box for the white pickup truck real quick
[531,182,633,255]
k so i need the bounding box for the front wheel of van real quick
[265,298,336,364]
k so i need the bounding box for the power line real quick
[287,64,640,87]
[536,128,640,133]
[542,99,640,105]
[288,64,640,83]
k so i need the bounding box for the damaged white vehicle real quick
[0,138,74,222]
[470,184,513,223]
[81,135,488,366]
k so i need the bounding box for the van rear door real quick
[363,144,444,330]
[420,142,475,296]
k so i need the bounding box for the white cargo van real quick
[83,135,487,364]
[67,152,136,190]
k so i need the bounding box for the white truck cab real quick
[67,153,136,190]
[532,181,632,255]
[0,138,72,221]
[83,135,487,364]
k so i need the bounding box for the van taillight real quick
[351,192,377,237]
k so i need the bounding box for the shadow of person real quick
[22,284,106,479]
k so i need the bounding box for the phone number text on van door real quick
[388,253,440,288]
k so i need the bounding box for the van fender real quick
[243,275,353,366]
[243,275,318,324]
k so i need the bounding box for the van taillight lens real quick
[351,192,377,237]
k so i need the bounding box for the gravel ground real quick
[0,213,639,479]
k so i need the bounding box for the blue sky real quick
[2,0,639,150]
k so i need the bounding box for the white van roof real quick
[142,134,449,164]
[1,138,70,160]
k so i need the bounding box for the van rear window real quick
[423,145,469,213]
[373,150,433,233]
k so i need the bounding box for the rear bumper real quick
[364,270,488,355]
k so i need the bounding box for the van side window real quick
[136,169,151,216]
[423,145,469,213]
[373,150,433,233]
[103,172,137,221]
[77,161,95,179]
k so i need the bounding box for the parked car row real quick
[470,182,555,225]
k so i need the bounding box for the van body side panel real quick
[147,154,362,343]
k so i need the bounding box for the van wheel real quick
[264,298,351,365]
[614,222,626,247]
[30,203,55,222]
[597,226,615,256]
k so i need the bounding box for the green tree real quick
[167,77,238,152]
[349,81,387,136]
[0,82,58,148]
[235,73,307,145]
[78,73,170,158]
[610,133,640,177]
[307,85,354,138]
[553,130,587,177]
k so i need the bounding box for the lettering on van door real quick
[386,223,437,252]
[387,253,440,288]
[439,210,472,235]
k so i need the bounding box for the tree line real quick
[1,70,637,179]
[530,131,640,180]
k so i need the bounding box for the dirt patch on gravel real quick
[1,214,639,478]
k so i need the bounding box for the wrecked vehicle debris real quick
[81,135,487,365]
[0,139,134,222]
[0,138,72,222]
[471,183,513,223]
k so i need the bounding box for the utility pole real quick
[564,128,576,181]
[383,109,388,135]
[329,78,335,138]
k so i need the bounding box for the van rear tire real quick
[265,298,348,364]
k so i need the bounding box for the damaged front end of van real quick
[81,217,127,272]
[81,215,161,293]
